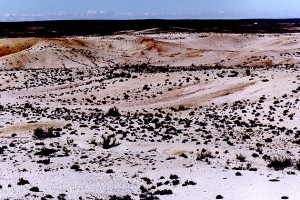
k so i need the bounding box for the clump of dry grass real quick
[197,150,214,161]
[100,134,120,149]
[267,156,293,171]
[106,107,121,117]
[296,159,300,171]
[33,127,60,140]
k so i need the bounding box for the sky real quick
[1,0,300,21]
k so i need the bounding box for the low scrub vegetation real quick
[106,107,121,117]
[33,127,60,140]
[267,156,293,170]
[296,159,300,171]
[100,134,120,149]
[196,150,214,161]
[236,154,246,162]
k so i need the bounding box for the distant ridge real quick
[1,19,300,38]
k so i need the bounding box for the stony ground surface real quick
[0,33,300,199]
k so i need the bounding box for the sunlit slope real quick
[1,33,300,69]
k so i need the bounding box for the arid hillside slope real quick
[1,33,300,69]
[1,33,300,200]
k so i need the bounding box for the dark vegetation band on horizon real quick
[2,19,300,38]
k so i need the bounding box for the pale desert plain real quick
[0,29,300,200]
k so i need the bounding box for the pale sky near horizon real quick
[1,0,300,21]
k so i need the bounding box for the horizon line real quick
[2,18,300,23]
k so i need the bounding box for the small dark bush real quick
[246,69,251,76]
[37,159,51,165]
[228,70,239,77]
[24,102,32,108]
[109,195,132,200]
[154,189,173,195]
[179,153,188,158]
[267,156,293,170]
[17,178,30,185]
[141,177,152,184]
[100,134,120,149]
[216,195,224,199]
[169,174,179,180]
[106,107,121,117]
[57,194,67,200]
[236,154,246,162]
[43,195,54,199]
[296,159,300,171]
[70,164,82,172]
[172,180,180,185]
[235,172,242,176]
[29,187,40,192]
[33,127,60,140]
[178,105,187,111]
[182,180,197,186]
[197,150,214,160]
[106,169,114,173]
[34,148,57,157]
[0,147,4,154]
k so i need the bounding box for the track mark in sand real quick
[250,88,263,95]
[185,49,205,57]
[210,81,257,99]
[173,150,191,156]
[0,122,65,137]
[126,80,257,108]
[35,82,81,94]
[121,82,212,108]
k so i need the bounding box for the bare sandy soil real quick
[0,32,300,200]
[2,32,300,70]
